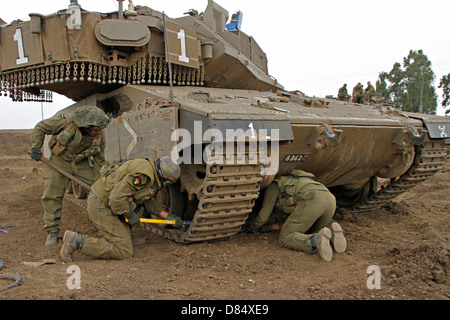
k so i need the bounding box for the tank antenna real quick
[117,0,124,19]
[162,12,175,103]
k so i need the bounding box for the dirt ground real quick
[0,129,449,301]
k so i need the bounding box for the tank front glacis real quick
[2,1,449,243]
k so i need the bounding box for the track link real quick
[64,194,87,210]
[143,154,262,243]
[350,139,447,212]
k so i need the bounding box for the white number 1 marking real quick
[248,123,256,139]
[13,28,29,65]
[177,29,190,63]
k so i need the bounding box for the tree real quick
[376,50,437,114]
[438,74,450,115]
[376,62,406,108]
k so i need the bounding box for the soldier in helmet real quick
[248,170,346,262]
[30,106,111,246]
[60,156,182,262]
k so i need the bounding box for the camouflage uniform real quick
[251,170,336,255]
[30,106,110,238]
[352,83,364,104]
[79,158,163,260]
[60,157,182,261]
[364,82,375,104]
[338,84,349,101]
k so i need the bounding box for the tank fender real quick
[393,126,427,147]
[307,124,343,149]
[404,113,450,139]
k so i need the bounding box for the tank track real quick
[143,154,262,243]
[64,194,87,210]
[64,154,262,244]
[65,141,445,237]
[349,139,447,213]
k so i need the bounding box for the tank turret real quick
[0,0,281,102]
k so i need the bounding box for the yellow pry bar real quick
[125,218,176,225]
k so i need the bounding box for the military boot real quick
[60,231,83,263]
[330,222,347,253]
[45,232,58,246]
[311,227,333,262]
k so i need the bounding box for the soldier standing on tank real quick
[338,84,349,101]
[30,106,111,246]
[352,83,364,104]
[59,156,182,262]
[363,81,375,104]
[248,170,347,261]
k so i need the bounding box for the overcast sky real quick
[1,0,449,129]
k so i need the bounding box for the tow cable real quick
[0,261,23,293]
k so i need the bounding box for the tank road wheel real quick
[179,164,207,200]
[72,181,87,199]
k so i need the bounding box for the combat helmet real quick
[72,106,111,130]
[156,156,181,186]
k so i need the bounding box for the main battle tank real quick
[1,0,448,243]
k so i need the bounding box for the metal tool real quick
[0,225,15,234]
[126,218,191,225]
[39,157,91,191]
[137,218,175,225]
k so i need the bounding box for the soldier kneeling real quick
[60,156,181,262]
[249,170,347,261]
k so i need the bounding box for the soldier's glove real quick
[30,148,42,161]
[166,214,183,229]
[125,209,141,226]
[83,146,101,157]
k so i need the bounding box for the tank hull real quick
[67,85,448,218]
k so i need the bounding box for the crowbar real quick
[39,157,91,191]
[129,218,175,225]
[126,218,191,226]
